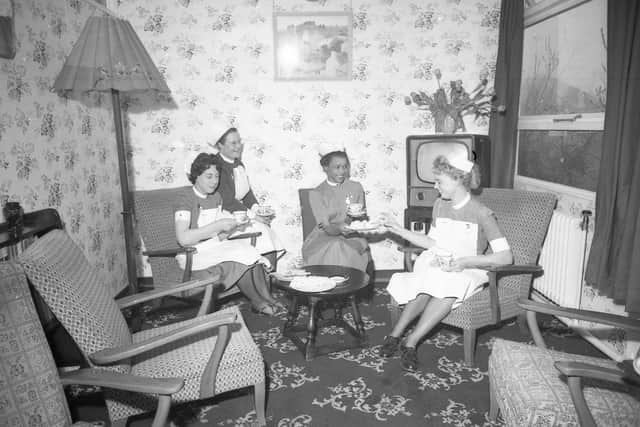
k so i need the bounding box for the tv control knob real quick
[417,192,424,201]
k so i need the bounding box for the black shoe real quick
[379,335,401,357]
[400,346,419,371]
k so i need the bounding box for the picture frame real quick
[0,0,15,59]
[273,11,352,81]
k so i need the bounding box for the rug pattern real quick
[68,285,604,427]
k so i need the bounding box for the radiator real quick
[532,210,587,309]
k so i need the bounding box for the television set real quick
[406,134,491,208]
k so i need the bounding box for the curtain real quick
[585,0,640,315]
[488,0,523,189]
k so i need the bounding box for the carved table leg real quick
[284,296,298,330]
[350,296,366,338]
[304,298,319,360]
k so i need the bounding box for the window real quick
[516,0,606,195]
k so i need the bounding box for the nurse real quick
[377,154,513,371]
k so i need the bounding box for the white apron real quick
[176,207,262,271]
[235,219,285,256]
[387,217,488,308]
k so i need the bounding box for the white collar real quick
[220,153,235,164]
[452,193,471,210]
[192,186,207,199]
[326,179,339,187]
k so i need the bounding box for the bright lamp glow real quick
[278,42,299,74]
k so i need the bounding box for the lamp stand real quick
[112,89,138,293]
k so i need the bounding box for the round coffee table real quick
[272,265,368,361]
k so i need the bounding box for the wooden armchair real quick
[18,229,267,427]
[392,188,557,365]
[489,298,640,427]
[133,186,261,316]
[0,260,174,426]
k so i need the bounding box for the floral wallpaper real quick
[0,0,127,291]
[109,0,500,274]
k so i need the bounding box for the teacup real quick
[433,247,453,268]
[232,210,248,223]
[347,202,364,215]
[256,204,273,216]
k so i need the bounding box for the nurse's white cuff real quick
[489,237,510,253]
[175,210,191,221]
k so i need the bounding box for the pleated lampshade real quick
[53,15,169,93]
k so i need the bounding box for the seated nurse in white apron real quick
[370,153,513,372]
[174,153,285,316]
[211,127,285,269]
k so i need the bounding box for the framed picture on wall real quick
[0,0,16,59]
[273,11,352,81]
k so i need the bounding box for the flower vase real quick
[433,111,447,133]
[442,115,457,134]
[434,112,457,134]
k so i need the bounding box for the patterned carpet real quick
[68,282,604,427]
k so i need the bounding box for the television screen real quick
[416,140,470,184]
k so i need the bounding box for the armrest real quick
[90,312,237,365]
[60,368,184,395]
[486,264,543,274]
[228,232,262,241]
[475,264,543,323]
[554,361,633,427]
[143,246,196,257]
[518,298,640,332]
[554,361,635,385]
[397,245,423,254]
[116,273,222,309]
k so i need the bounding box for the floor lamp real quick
[53,15,170,292]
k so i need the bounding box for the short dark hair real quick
[188,153,218,184]
[320,150,349,168]
[215,127,238,146]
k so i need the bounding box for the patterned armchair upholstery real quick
[489,298,640,427]
[133,186,260,316]
[394,188,557,365]
[0,261,73,426]
[18,230,267,427]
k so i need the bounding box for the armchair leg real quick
[151,395,172,427]
[462,328,476,366]
[517,313,528,335]
[389,297,401,326]
[254,380,267,427]
[489,373,499,421]
[196,284,214,317]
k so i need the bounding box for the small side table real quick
[272,265,369,361]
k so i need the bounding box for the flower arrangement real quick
[404,69,504,133]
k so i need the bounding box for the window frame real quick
[515,0,605,200]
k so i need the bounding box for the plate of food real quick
[346,220,380,232]
[290,276,336,292]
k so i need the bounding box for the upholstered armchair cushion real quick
[17,230,133,374]
[105,306,265,421]
[0,261,72,427]
[489,338,640,426]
